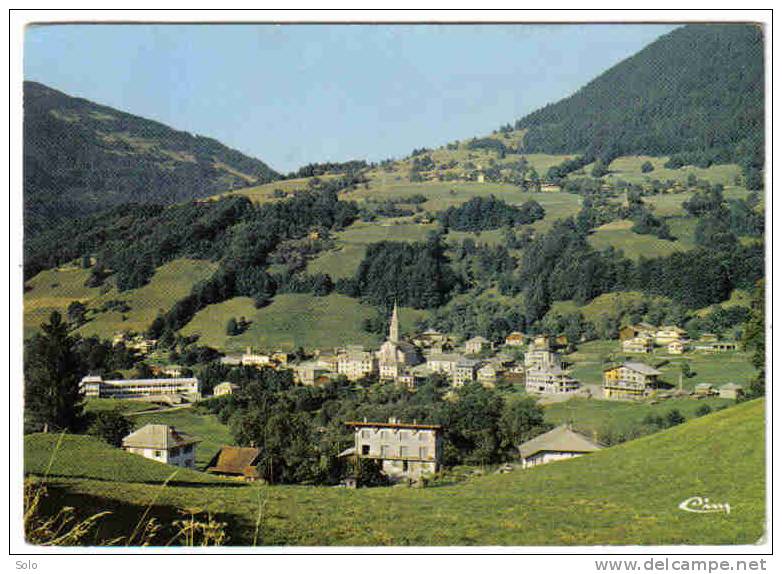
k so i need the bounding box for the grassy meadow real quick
[24,258,218,340]
[24,399,765,546]
[180,293,429,353]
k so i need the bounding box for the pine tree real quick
[24,311,85,433]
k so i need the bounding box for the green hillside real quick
[24,258,218,339]
[24,81,280,236]
[516,24,763,176]
[25,399,765,546]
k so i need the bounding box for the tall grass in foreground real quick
[23,432,231,546]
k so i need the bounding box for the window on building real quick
[170,447,179,457]
[402,461,408,472]
[400,446,409,458]
[361,429,370,438]
[361,444,370,455]
[183,444,193,454]
[154,450,162,458]
[419,446,428,459]
[398,431,407,441]
[380,445,390,458]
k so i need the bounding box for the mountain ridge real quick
[23,81,280,236]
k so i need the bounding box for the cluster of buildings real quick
[620,323,737,355]
[80,375,201,403]
[288,306,585,398]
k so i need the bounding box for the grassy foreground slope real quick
[25,399,765,546]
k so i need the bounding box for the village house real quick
[654,325,687,345]
[623,336,654,354]
[667,340,687,355]
[206,446,262,481]
[619,322,657,342]
[213,381,239,397]
[345,418,443,481]
[453,359,481,386]
[160,365,184,377]
[242,347,272,367]
[80,375,201,402]
[220,354,243,366]
[525,365,581,395]
[122,424,198,468]
[412,328,449,349]
[337,345,378,381]
[517,425,602,468]
[693,382,715,396]
[477,361,505,387]
[602,362,663,400]
[699,333,719,343]
[531,335,552,350]
[465,335,491,355]
[426,352,464,378]
[710,341,737,352]
[293,361,331,386]
[719,383,744,400]
[504,331,526,347]
[524,348,563,371]
[377,303,423,382]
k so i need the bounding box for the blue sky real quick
[25,24,676,173]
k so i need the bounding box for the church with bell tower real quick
[377,302,422,381]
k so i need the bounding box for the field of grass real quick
[23,265,102,339]
[308,218,438,278]
[605,156,745,189]
[180,293,429,353]
[309,187,582,278]
[587,220,691,260]
[564,339,755,390]
[132,408,234,469]
[84,398,161,415]
[544,396,734,438]
[215,175,340,204]
[24,258,218,341]
[550,291,673,322]
[25,399,766,545]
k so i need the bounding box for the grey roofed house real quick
[121,424,198,450]
[622,362,662,376]
[517,425,602,460]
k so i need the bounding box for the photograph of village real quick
[18,18,767,549]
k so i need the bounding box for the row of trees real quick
[438,196,545,231]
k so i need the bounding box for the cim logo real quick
[678,496,731,515]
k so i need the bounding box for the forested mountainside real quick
[516,24,764,181]
[23,81,280,236]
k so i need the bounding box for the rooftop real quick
[206,445,261,477]
[122,424,199,449]
[518,425,602,459]
[345,420,442,431]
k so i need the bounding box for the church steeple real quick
[389,301,399,343]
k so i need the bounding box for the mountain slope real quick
[23,81,280,235]
[516,24,764,170]
[25,399,765,545]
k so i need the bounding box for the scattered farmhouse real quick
[623,336,654,354]
[602,362,663,400]
[667,340,687,354]
[345,418,443,480]
[465,335,491,355]
[122,424,198,468]
[213,381,239,397]
[80,375,201,402]
[654,326,687,345]
[504,331,526,347]
[693,383,715,396]
[206,446,262,481]
[619,322,656,342]
[719,383,744,400]
[242,347,272,367]
[517,425,602,468]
